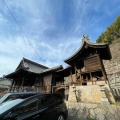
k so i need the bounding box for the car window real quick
[41,95,55,107]
[3,95,16,103]
[0,99,23,115]
[0,93,10,103]
[15,98,38,115]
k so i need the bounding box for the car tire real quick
[57,114,65,120]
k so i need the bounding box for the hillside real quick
[96,16,120,44]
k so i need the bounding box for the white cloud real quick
[0,35,35,76]
[0,0,120,77]
[0,33,82,77]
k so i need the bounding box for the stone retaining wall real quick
[103,42,120,100]
[68,85,115,104]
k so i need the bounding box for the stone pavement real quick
[66,102,120,120]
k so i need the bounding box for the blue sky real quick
[0,0,120,77]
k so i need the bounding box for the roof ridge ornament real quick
[82,35,90,42]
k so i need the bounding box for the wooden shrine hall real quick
[5,58,64,93]
[58,36,111,86]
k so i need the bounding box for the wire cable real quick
[3,0,42,59]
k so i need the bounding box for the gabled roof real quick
[16,58,48,73]
[64,36,111,65]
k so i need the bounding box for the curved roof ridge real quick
[64,36,87,62]
[64,36,109,63]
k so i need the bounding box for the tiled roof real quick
[15,58,48,73]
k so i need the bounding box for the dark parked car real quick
[0,93,68,120]
[0,92,38,104]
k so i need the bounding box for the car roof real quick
[6,92,38,95]
[22,93,63,101]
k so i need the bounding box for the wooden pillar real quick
[35,78,38,92]
[21,78,24,92]
[17,80,21,92]
[90,72,93,85]
[101,69,107,84]
[9,79,14,92]
[79,69,82,85]
[16,84,19,92]
[74,63,77,82]
[12,82,16,92]
[70,70,73,83]
[86,75,88,85]
[98,55,107,84]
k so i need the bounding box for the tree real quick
[96,16,120,44]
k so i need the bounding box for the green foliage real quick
[96,16,120,44]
